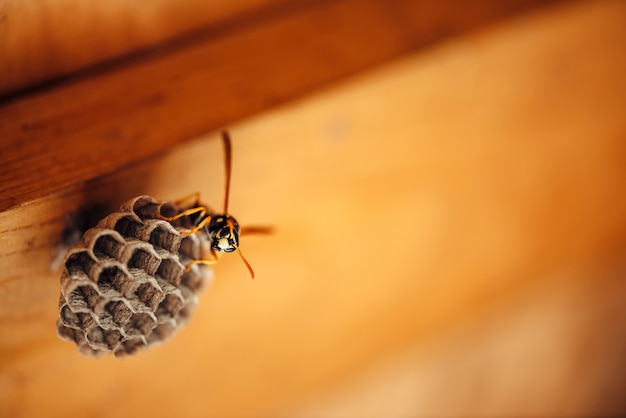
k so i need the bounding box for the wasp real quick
[157,130,264,278]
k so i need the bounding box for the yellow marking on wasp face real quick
[217,237,231,250]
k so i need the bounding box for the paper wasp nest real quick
[57,196,213,357]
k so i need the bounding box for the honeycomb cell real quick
[178,300,199,322]
[85,327,123,351]
[155,293,185,322]
[156,257,184,286]
[92,233,125,260]
[155,276,179,299]
[181,268,209,293]
[57,323,86,344]
[66,284,103,312]
[65,251,97,279]
[96,265,133,297]
[114,337,148,357]
[59,305,95,329]
[133,280,164,311]
[113,215,144,239]
[178,235,206,262]
[128,195,160,220]
[147,323,176,344]
[149,224,181,253]
[125,313,157,337]
[127,247,160,275]
[99,300,134,328]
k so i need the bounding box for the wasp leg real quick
[179,215,212,237]
[156,206,207,222]
[157,206,212,236]
[184,250,220,272]
[173,192,202,208]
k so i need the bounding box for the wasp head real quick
[206,214,240,253]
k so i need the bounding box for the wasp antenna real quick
[236,246,255,279]
[221,130,233,213]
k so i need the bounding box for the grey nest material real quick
[56,195,213,357]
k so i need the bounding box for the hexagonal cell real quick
[77,344,109,358]
[85,327,123,351]
[60,269,90,294]
[58,304,80,327]
[146,322,176,345]
[178,299,199,323]
[130,196,160,220]
[63,271,94,296]
[155,201,178,219]
[59,304,96,329]
[181,268,209,293]
[57,322,87,343]
[119,195,154,214]
[124,312,157,337]
[133,280,164,312]
[67,284,103,312]
[178,235,204,261]
[127,247,161,275]
[114,336,148,358]
[65,250,97,279]
[98,300,133,329]
[96,265,133,297]
[155,276,178,295]
[156,257,184,286]
[113,215,144,239]
[92,233,125,260]
[155,293,185,322]
[177,284,194,303]
[149,224,181,253]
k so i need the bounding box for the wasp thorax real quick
[207,214,240,253]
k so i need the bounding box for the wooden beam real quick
[0,0,562,212]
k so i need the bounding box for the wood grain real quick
[0,0,561,213]
[0,0,285,97]
[1,0,626,417]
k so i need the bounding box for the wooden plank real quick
[0,0,288,97]
[1,1,625,416]
[0,0,562,213]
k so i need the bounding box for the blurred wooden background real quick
[1,0,626,417]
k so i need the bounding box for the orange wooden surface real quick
[0,0,283,96]
[1,0,626,417]
[0,0,559,212]
[0,0,556,98]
